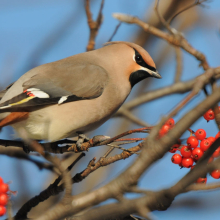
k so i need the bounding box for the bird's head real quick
[104,41,161,87]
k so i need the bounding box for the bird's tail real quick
[0,112,29,129]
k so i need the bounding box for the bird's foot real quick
[76,133,90,151]
[23,143,30,154]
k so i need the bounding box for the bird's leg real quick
[76,132,90,151]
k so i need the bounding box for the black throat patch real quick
[129,70,151,87]
[129,49,156,87]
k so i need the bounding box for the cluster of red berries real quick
[0,177,9,217]
[161,110,220,184]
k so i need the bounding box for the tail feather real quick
[0,112,29,128]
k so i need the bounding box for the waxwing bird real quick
[0,41,161,142]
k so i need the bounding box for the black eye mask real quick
[134,49,156,72]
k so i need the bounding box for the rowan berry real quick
[169,144,179,153]
[200,139,212,152]
[195,129,206,140]
[208,156,214,163]
[165,118,175,128]
[203,109,215,121]
[207,136,215,144]
[196,177,207,184]
[0,194,8,206]
[187,136,199,148]
[180,146,192,158]
[159,124,170,137]
[181,157,194,168]
[0,205,6,217]
[212,147,220,158]
[0,178,3,185]
[0,183,9,194]
[192,148,204,161]
[210,169,220,179]
[171,154,182,164]
[169,148,177,153]
[215,131,220,139]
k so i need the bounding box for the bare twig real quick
[168,0,208,24]
[0,147,54,172]
[154,0,174,34]
[108,22,122,42]
[186,182,220,192]
[116,107,150,127]
[85,0,104,51]
[174,47,183,82]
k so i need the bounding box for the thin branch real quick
[154,0,174,34]
[185,182,220,192]
[0,147,54,172]
[107,22,122,42]
[174,47,183,83]
[116,106,150,127]
[168,0,208,24]
[107,144,140,155]
[85,0,104,51]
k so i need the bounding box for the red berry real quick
[0,178,3,185]
[203,109,215,121]
[180,146,192,158]
[212,147,220,158]
[181,157,194,168]
[0,183,9,194]
[215,131,220,139]
[169,144,178,153]
[192,148,204,161]
[171,154,182,164]
[210,169,220,179]
[195,129,206,140]
[159,124,170,137]
[200,139,212,152]
[165,118,175,128]
[207,136,215,144]
[196,177,207,184]
[0,194,8,206]
[187,136,199,148]
[0,205,6,216]
[208,156,214,163]
[169,148,177,153]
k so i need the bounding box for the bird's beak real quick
[139,67,162,79]
[151,70,162,79]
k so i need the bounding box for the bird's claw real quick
[76,133,90,151]
[23,144,30,154]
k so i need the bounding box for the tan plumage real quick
[0,41,161,141]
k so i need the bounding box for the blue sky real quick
[0,1,220,219]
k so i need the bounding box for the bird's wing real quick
[0,82,14,100]
[0,62,109,111]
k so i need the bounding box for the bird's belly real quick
[12,99,122,141]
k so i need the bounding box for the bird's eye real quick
[135,54,142,63]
